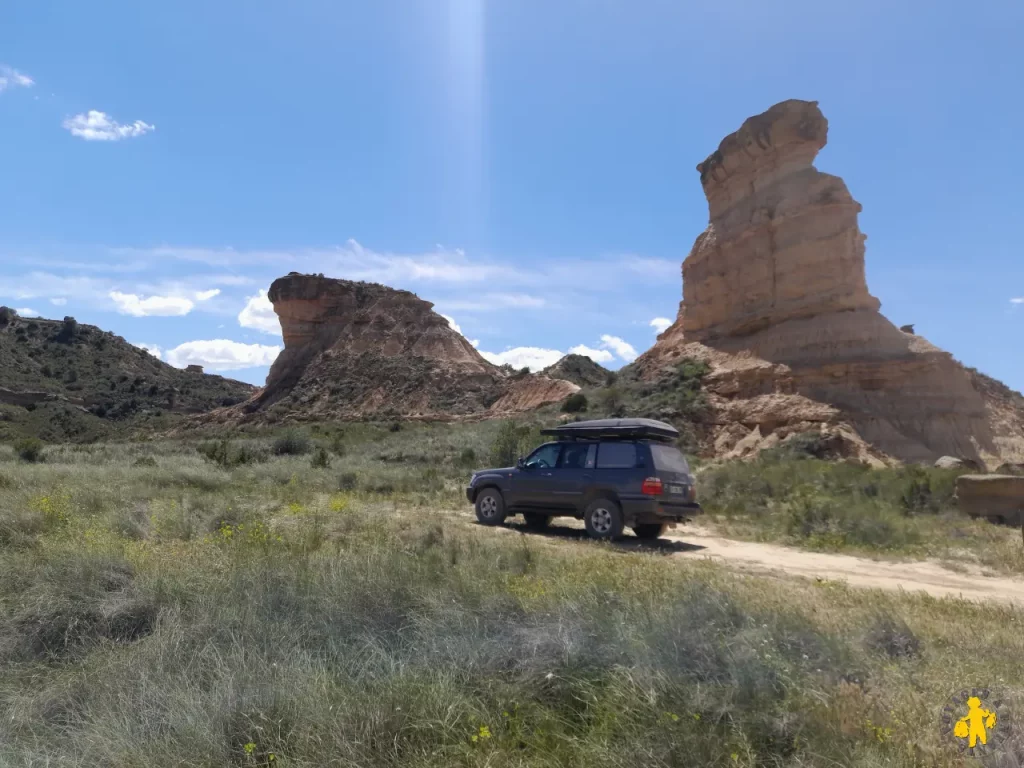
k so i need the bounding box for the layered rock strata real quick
[635,100,1024,468]
[214,273,577,422]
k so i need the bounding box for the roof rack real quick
[540,418,679,443]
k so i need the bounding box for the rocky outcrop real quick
[956,475,1024,525]
[634,99,1024,468]
[542,354,612,388]
[211,274,575,422]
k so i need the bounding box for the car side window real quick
[524,443,561,469]
[595,442,637,469]
[557,443,591,469]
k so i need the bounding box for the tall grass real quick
[1,426,1024,765]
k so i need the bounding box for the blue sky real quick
[1,0,1022,391]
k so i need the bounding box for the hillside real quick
[0,308,256,441]
[197,273,577,426]
[541,353,612,388]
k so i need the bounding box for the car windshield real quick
[650,444,690,474]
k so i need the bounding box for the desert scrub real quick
[1,496,1023,767]
[694,455,1020,565]
[2,436,1024,765]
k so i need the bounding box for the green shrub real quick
[489,420,541,467]
[561,392,588,413]
[132,456,158,468]
[14,437,44,463]
[338,472,359,491]
[310,446,332,469]
[197,440,268,468]
[456,447,476,467]
[272,430,312,456]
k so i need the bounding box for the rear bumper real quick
[621,498,703,524]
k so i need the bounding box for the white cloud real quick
[568,344,615,363]
[238,289,281,335]
[15,307,39,317]
[469,339,480,348]
[132,342,162,360]
[0,65,33,93]
[63,110,155,141]
[600,334,638,362]
[479,346,565,372]
[1012,298,1024,305]
[165,340,281,371]
[50,297,67,306]
[650,317,673,334]
[440,314,464,335]
[110,291,194,317]
[195,289,221,302]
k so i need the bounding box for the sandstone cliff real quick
[634,99,1024,468]
[211,273,576,423]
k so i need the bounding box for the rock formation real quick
[542,354,612,388]
[955,474,1024,525]
[213,273,577,422]
[634,99,1024,468]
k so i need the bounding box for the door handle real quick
[542,472,553,477]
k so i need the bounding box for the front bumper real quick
[465,486,475,503]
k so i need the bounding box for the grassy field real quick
[697,445,1024,575]
[2,423,1024,766]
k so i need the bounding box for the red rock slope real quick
[205,273,577,424]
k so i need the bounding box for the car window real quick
[558,443,593,469]
[650,444,690,473]
[524,443,561,469]
[596,442,637,469]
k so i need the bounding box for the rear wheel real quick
[475,488,507,526]
[523,512,552,531]
[633,523,666,540]
[584,498,624,540]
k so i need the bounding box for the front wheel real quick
[584,498,624,540]
[633,523,666,540]
[475,489,507,526]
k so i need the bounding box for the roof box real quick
[541,418,679,443]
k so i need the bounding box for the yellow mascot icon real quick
[954,696,997,748]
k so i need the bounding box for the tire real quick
[475,488,507,526]
[584,498,624,540]
[523,512,552,531]
[633,523,666,540]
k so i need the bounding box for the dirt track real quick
[491,519,1024,609]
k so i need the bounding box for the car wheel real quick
[584,498,624,540]
[523,512,551,531]
[475,488,507,526]
[632,523,666,540]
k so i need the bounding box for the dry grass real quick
[1,426,1024,765]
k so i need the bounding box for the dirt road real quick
[493,519,1024,608]
[665,526,1024,608]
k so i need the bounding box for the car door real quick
[550,442,597,510]
[510,442,564,507]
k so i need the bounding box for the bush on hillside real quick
[561,392,588,413]
[14,438,44,463]
[272,430,312,456]
[489,420,541,468]
[310,446,332,469]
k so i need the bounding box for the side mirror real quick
[516,457,525,469]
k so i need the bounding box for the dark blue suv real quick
[465,418,702,540]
